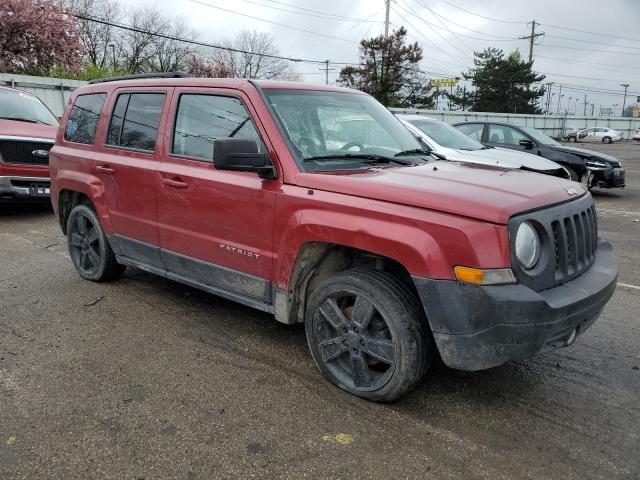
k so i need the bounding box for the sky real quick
[124,0,640,115]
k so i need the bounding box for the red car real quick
[0,86,58,201]
[49,75,617,402]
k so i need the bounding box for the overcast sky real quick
[126,0,640,115]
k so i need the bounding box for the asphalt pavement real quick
[1,142,639,479]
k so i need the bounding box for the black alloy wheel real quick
[66,204,125,281]
[306,269,429,402]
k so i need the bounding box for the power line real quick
[539,42,640,57]
[545,34,639,51]
[535,54,640,74]
[410,0,475,53]
[187,0,358,44]
[231,0,385,23]
[394,1,473,61]
[74,14,356,66]
[437,0,526,24]
[412,0,521,40]
[539,23,640,45]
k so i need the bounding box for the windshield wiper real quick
[394,148,431,157]
[303,153,414,165]
[0,116,43,124]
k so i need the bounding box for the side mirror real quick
[213,138,276,180]
[519,139,535,149]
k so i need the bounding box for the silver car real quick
[570,127,624,144]
[397,115,570,179]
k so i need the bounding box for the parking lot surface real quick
[1,142,639,479]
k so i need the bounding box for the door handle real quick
[96,164,114,174]
[162,178,189,189]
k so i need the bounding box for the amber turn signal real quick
[453,266,516,286]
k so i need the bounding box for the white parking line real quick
[618,282,640,291]
[598,209,640,217]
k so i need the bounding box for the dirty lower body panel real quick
[413,241,618,370]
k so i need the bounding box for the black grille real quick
[0,139,53,166]
[509,194,599,292]
[551,204,598,285]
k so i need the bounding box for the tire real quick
[305,268,429,402]
[66,204,125,282]
[602,136,612,144]
[568,135,577,143]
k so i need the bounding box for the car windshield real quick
[407,119,485,150]
[0,89,58,126]
[519,126,559,146]
[264,89,430,170]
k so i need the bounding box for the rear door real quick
[94,87,171,266]
[155,87,277,305]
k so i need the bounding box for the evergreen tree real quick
[338,27,434,108]
[448,48,545,113]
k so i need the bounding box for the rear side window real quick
[172,94,262,161]
[106,93,166,151]
[64,93,107,144]
[456,123,484,141]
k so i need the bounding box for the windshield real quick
[519,126,559,146]
[407,119,484,150]
[264,89,429,170]
[0,89,58,126]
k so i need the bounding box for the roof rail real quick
[89,71,188,84]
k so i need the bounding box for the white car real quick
[633,127,640,141]
[397,115,570,179]
[570,127,624,144]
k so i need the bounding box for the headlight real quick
[515,222,540,270]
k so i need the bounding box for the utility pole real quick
[384,0,391,37]
[583,93,587,116]
[620,83,630,117]
[556,84,563,115]
[520,20,545,63]
[545,82,554,114]
[318,60,335,85]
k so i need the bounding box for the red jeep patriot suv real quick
[49,74,617,402]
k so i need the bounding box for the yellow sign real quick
[432,78,459,89]
[633,106,640,118]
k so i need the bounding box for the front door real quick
[486,124,534,152]
[156,88,277,304]
[94,87,171,266]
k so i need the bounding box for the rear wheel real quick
[305,268,429,402]
[602,136,612,144]
[67,204,125,282]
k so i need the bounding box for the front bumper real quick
[0,175,51,201]
[413,241,617,371]
[593,166,625,188]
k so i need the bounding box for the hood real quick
[0,119,57,141]
[549,145,621,165]
[450,147,563,171]
[296,162,585,224]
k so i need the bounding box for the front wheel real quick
[67,204,125,282]
[568,135,577,143]
[602,136,612,144]
[305,268,429,402]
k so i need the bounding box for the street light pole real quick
[620,83,630,117]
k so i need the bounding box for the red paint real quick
[50,78,583,290]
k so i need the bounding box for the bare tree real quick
[147,18,199,72]
[67,0,124,69]
[211,30,298,80]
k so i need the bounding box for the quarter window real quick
[172,94,262,161]
[64,93,106,144]
[106,93,166,151]
[456,123,484,141]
